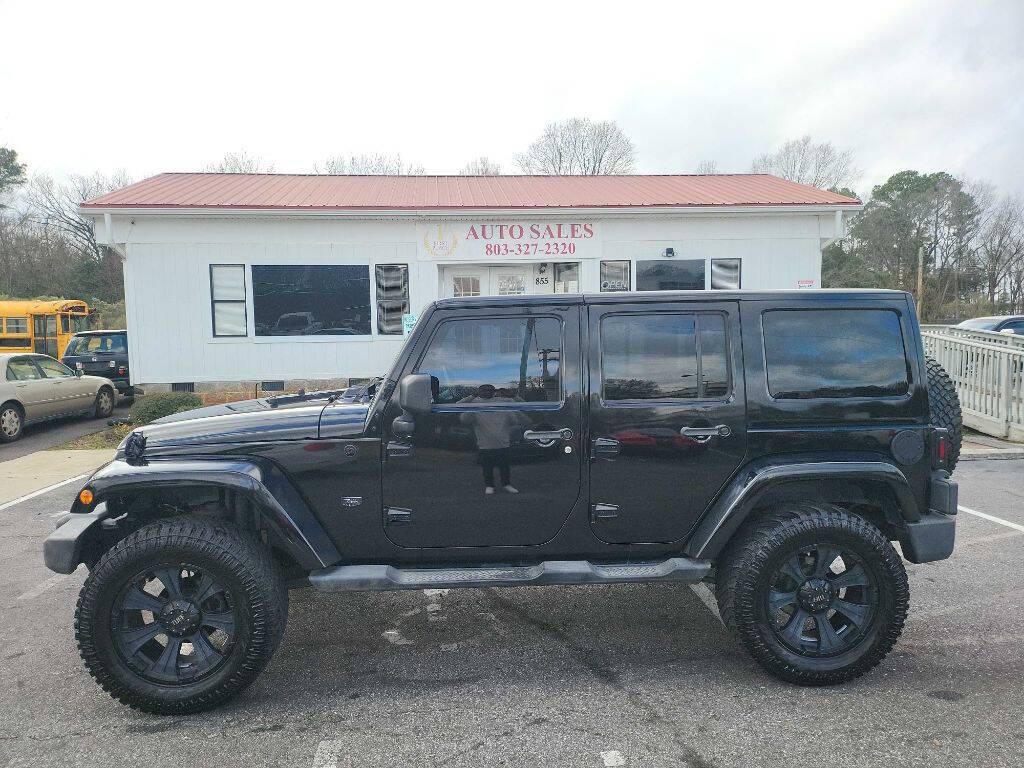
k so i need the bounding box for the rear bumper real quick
[900,471,958,564]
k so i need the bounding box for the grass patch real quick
[49,422,133,451]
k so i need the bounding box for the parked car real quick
[954,315,1024,334]
[45,289,961,714]
[0,353,117,442]
[61,329,135,400]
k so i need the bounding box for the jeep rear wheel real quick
[716,502,908,686]
[75,516,287,714]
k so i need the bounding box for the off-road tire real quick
[75,515,288,714]
[93,386,115,419]
[715,502,909,686]
[0,402,23,443]
[925,355,962,471]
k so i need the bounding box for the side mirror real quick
[392,373,434,436]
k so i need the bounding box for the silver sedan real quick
[0,353,117,443]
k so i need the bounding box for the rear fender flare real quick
[684,460,921,560]
[77,457,340,570]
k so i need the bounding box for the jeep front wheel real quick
[716,502,909,685]
[75,516,287,714]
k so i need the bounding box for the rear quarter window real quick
[762,309,910,399]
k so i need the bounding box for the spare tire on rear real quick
[925,355,962,471]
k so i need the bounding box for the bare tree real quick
[977,195,1024,311]
[26,171,131,261]
[695,160,718,174]
[315,153,424,175]
[460,156,502,175]
[752,135,858,191]
[515,119,635,175]
[205,150,274,173]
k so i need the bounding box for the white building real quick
[82,173,860,388]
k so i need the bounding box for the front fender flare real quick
[55,457,339,572]
[683,459,921,560]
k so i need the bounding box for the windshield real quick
[957,318,1001,330]
[65,333,127,356]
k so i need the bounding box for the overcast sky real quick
[1,0,1021,200]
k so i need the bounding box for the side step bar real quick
[308,557,710,592]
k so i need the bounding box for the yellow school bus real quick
[0,300,92,358]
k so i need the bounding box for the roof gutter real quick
[79,203,863,220]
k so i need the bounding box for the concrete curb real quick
[959,451,1024,461]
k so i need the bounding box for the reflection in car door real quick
[381,305,583,548]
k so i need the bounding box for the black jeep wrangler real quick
[44,290,961,714]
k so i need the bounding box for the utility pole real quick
[917,245,925,319]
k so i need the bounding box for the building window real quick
[637,259,705,291]
[4,318,28,334]
[554,262,580,293]
[711,259,741,290]
[600,261,630,292]
[416,317,562,404]
[210,264,247,337]
[376,264,410,335]
[762,309,910,399]
[600,313,730,401]
[252,265,371,336]
[452,276,481,297]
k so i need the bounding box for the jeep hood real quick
[131,394,369,449]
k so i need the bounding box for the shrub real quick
[130,392,203,425]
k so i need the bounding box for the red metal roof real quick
[81,173,860,211]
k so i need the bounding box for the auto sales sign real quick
[418,221,600,261]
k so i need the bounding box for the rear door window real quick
[600,312,730,401]
[6,359,42,380]
[762,309,910,399]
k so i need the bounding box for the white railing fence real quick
[922,329,1024,441]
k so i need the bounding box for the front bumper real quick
[43,505,107,574]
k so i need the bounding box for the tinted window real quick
[65,334,127,356]
[34,357,74,378]
[375,264,409,335]
[637,260,705,291]
[957,317,1000,330]
[763,309,910,399]
[416,317,561,404]
[601,313,729,401]
[999,320,1024,333]
[252,265,371,337]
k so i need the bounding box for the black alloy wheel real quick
[111,564,237,685]
[764,543,877,658]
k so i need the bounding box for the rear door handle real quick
[679,424,732,442]
[592,437,620,459]
[523,428,573,443]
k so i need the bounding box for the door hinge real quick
[386,507,413,524]
[591,503,619,522]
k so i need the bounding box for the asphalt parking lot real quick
[1,460,1022,768]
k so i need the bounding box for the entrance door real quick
[382,304,582,548]
[587,301,747,544]
[441,266,533,299]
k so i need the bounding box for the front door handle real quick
[523,428,573,443]
[679,424,732,442]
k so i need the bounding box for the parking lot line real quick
[17,574,65,601]
[0,473,89,512]
[958,505,1024,533]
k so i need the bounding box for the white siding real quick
[113,212,832,384]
